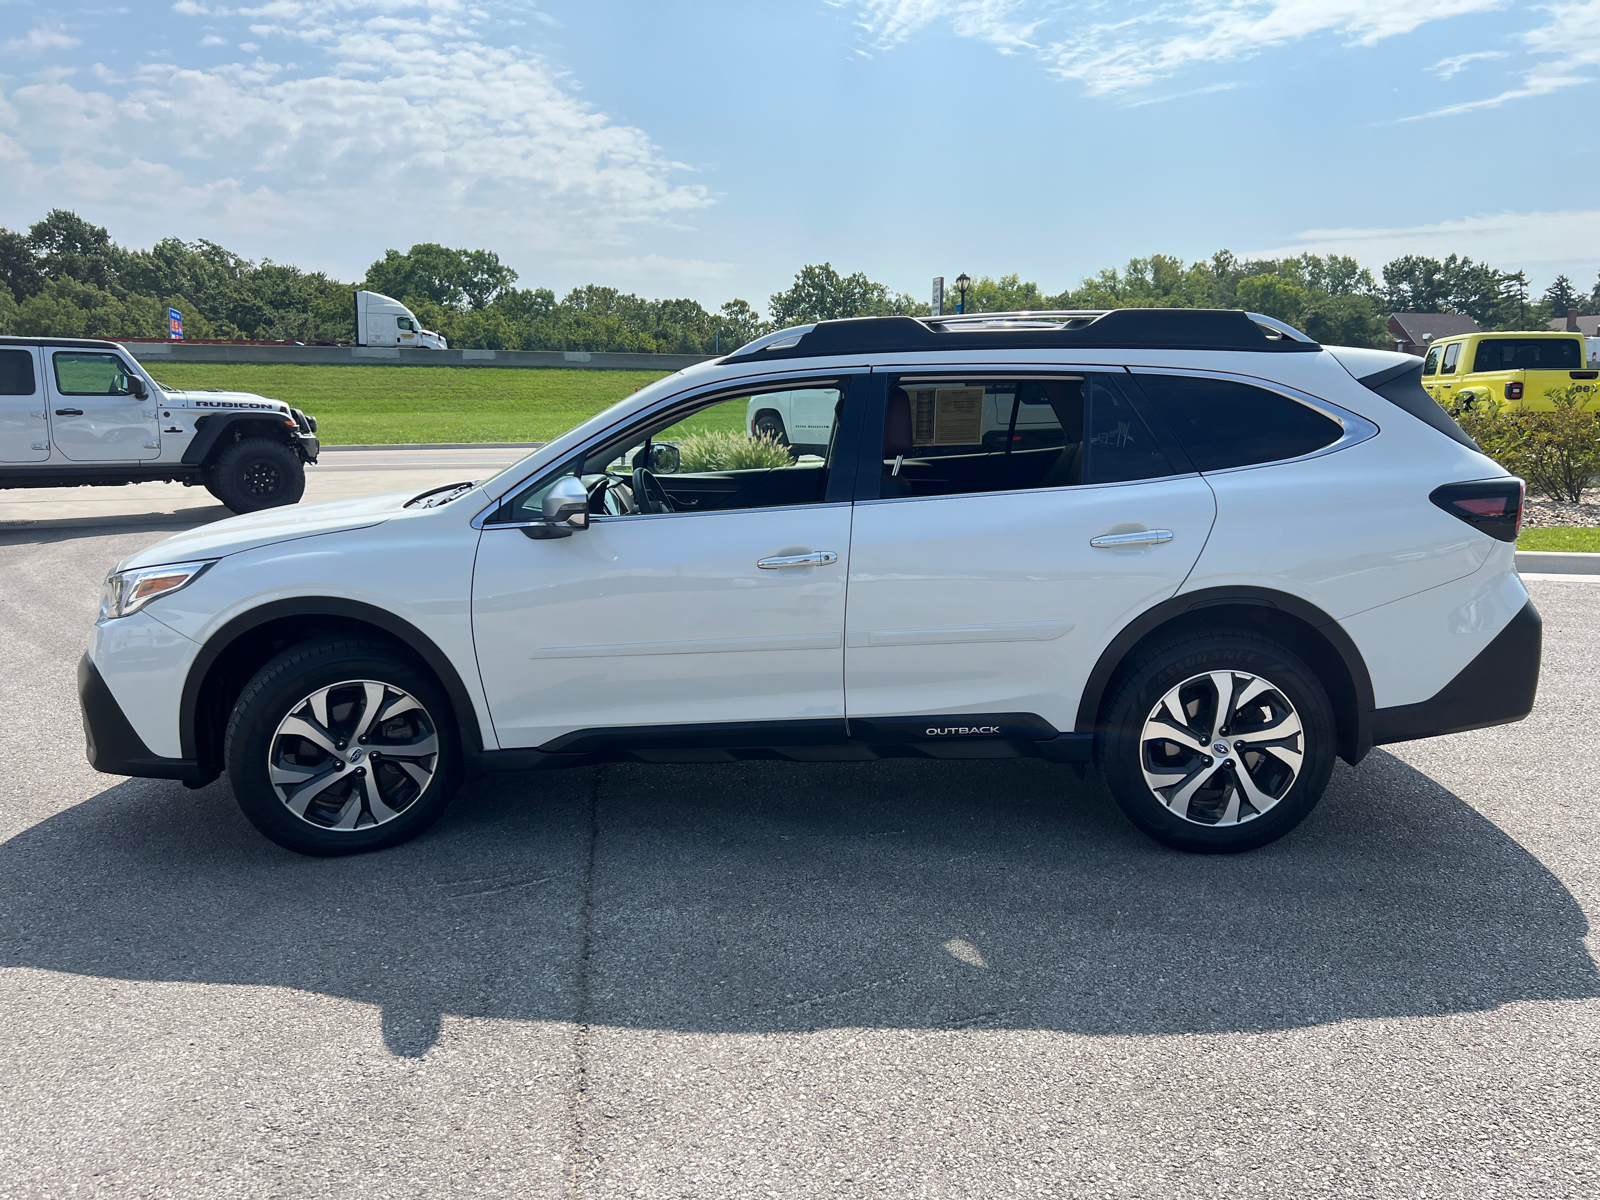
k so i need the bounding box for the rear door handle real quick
[757,551,838,569]
[1090,529,1173,548]
[54,408,83,416]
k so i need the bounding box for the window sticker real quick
[910,387,985,446]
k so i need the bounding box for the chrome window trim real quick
[470,365,857,528]
[853,471,1206,508]
[1125,365,1379,474]
[476,499,853,532]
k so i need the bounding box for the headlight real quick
[100,560,215,620]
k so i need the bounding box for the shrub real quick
[675,429,793,472]
[1450,385,1600,503]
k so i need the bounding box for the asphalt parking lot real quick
[1,453,1597,1199]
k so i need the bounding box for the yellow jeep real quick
[1421,330,1597,412]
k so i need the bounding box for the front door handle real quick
[54,408,83,416]
[757,551,838,569]
[1090,529,1174,548]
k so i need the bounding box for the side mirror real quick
[130,377,148,400]
[649,442,680,473]
[541,475,590,529]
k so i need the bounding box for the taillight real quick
[1505,381,1523,400]
[1430,480,1523,542]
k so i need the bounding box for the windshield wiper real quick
[406,480,479,509]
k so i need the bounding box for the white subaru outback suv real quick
[79,309,1540,857]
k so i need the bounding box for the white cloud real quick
[846,0,1042,51]
[1250,209,1600,271]
[2,27,84,55]
[0,0,710,283]
[1428,49,1507,79]
[1405,0,1600,118]
[845,0,1507,93]
[200,34,229,46]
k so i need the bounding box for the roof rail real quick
[725,308,1320,362]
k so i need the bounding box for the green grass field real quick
[152,363,678,445]
[1517,525,1600,552]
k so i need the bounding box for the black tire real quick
[224,638,462,856]
[205,438,305,513]
[1096,631,1336,854]
[752,410,789,446]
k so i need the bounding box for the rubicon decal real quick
[191,399,285,411]
[925,725,1002,736]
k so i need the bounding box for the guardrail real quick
[123,343,716,371]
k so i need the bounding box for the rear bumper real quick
[78,654,210,785]
[1370,600,1541,745]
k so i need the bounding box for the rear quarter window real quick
[1131,375,1345,472]
[0,349,36,395]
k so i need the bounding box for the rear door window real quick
[876,374,1173,499]
[1130,374,1344,472]
[1440,343,1461,375]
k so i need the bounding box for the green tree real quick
[768,263,925,326]
[362,244,517,310]
[1300,293,1389,348]
[1235,274,1308,326]
[1543,273,1580,316]
[28,209,123,290]
[0,281,17,334]
[1381,254,1515,326]
[15,289,88,338]
[952,273,1047,313]
[0,229,42,299]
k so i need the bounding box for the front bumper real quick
[78,654,210,785]
[293,431,320,463]
[1370,599,1542,745]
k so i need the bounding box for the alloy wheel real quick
[1139,670,1304,827]
[267,680,439,830]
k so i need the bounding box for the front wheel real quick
[1097,632,1335,853]
[224,639,461,856]
[206,438,306,513]
[752,410,789,446]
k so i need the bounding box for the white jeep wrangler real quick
[0,337,320,513]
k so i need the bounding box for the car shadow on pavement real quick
[1,750,1593,1056]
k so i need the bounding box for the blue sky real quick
[0,1,1595,312]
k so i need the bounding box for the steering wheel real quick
[631,467,675,514]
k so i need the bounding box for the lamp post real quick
[955,273,971,315]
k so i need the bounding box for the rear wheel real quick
[224,639,461,856]
[206,438,305,513]
[752,410,788,446]
[1097,632,1335,853]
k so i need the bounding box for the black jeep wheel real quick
[206,438,305,513]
